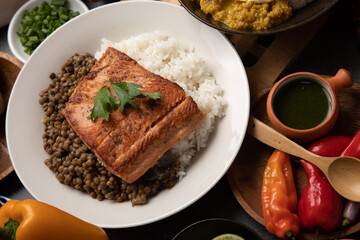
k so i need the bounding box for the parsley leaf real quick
[87,86,118,121]
[87,79,162,121]
[110,80,162,113]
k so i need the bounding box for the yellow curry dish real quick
[194,0,293,30]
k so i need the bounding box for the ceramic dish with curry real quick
[179,0,339,35]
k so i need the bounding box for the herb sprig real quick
[87,79,162,121]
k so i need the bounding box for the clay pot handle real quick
[325,69,353,95]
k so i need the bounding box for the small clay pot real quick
[266,69,353,142]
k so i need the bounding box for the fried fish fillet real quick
[63,47,206,183]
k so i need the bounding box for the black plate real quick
[179,0,340,36]
[173,218,263,240]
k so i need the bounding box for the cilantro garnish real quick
[87,79,162,121]
[87,86,117,121]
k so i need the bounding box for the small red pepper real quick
[298,136,346,233]
[306,135,352,157]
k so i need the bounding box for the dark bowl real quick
[179,0,340,36]
[173,218,264,240]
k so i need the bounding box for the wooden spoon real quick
[247,115,360,202]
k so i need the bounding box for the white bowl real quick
[6,1,250,228]
[7,0,89,63]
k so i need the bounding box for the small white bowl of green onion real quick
[8,0,88,63]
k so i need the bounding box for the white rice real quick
[95,32,225,179]
[289,0,315,10]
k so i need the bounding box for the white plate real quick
[8,0,89,63]
[6,1,250,228]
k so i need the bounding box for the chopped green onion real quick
[26,28,34,36]
[17,0,80,55]
[28,36,39,43]
[16,27,23,36]
[50,0,67,6]
[59,14,69,21]
[20,36,27,45]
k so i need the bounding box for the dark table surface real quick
[1,0,360,239]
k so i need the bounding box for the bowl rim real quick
[7,0,89,63]
[172,218,264,240]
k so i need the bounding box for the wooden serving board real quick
[0,52,23,180]
[227,84,360,240]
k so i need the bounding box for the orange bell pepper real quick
[0,199,108,240]
[261,149,300,240]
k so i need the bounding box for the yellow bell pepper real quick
[0,199,108,240]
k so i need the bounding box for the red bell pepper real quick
[339,130,360,228]
[306,135,352,157]
[298,135,347,233]
[298,160,343,232]
[341,130,360,158]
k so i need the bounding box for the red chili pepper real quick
[341,130,360,158]
[307,135,352,157]
[262,150,300,240]
[298,135,347,233]
[298,160,343,232]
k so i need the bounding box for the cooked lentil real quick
[40,53,179,206]
[195,0,292,30]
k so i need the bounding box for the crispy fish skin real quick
[63,47,206,183]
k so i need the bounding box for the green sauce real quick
[273,77,332,130]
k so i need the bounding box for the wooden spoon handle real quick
[247,115,331,171]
